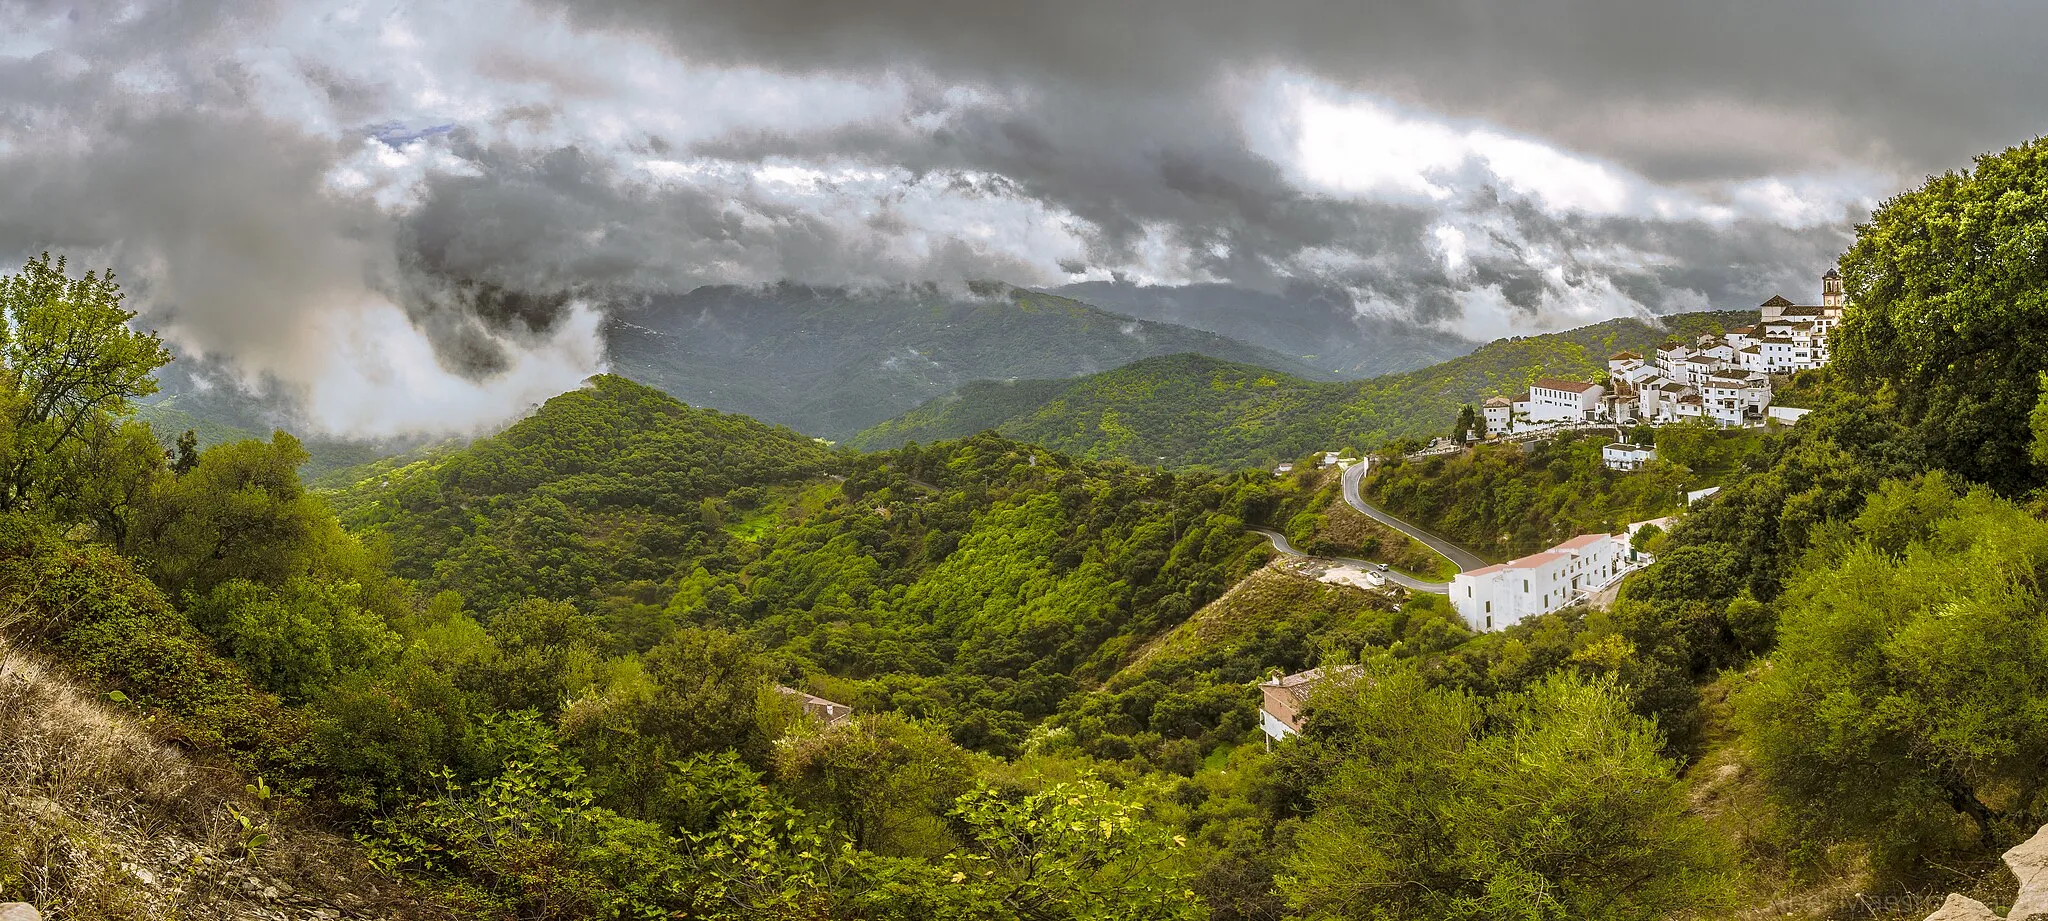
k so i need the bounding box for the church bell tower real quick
[1822,267,1844,309]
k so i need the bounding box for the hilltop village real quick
[1483,268,1843,442]
[1262,271,1849,743]
[1458,269,1846,624]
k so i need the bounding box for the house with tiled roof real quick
[1257,665,1364,743]
[1451,531,1641,631]
[777,686,854,728]
[1482,395,1513,435]
[1524,378,1605,424]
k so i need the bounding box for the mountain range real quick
[1053,280,1476,377]
[602,283,1345,439]
[852,310,1757,468]
[138,281,1748,475]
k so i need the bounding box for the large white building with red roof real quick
[1520,377,1606,424]
[1450,532,1639,632]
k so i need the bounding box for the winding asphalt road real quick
[1252,527,1452,595]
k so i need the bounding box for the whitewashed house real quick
[1451,532,1636,632]
[1701,372,1768,426]
[1603,442,1657,471]
[1483,396,1513,435]
[1608,351,1645,375]
[1525,378,1605,423]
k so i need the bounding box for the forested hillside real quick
[10,137,2048,921]
[1362,423,1768,560]
[1053,280,1477,377]
[853,310,1754,467]
[607,283,1335,439]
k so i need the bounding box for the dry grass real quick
[0,642,454,921]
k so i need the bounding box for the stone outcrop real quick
[0,903,43,921]
[1920,823,2048,921]
[1927,894,2003,921]
[2009,823,2048,921]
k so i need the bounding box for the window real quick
[1485,615,1493,630]
[1485,601,1491,613]
[1523,579,1528,592]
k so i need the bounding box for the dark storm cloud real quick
[0,0,1985,432]
[400,132,1058,297]
[690,92,1439,291]
[547,0,2048,180]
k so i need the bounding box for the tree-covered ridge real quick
[853,310,1756,468]
[607,283,1336,440]
[847,377,1072,452]
[326,382,1274,754]
[1359,426,1768,561]
[325,374,835,612]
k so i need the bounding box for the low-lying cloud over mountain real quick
[3,0,2042,434]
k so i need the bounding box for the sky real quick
[1,0,2043,436]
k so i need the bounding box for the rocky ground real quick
[1920,826,2048,920]
[0,643,452,921]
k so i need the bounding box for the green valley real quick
[853,310,1755,468]
[607,283,1341,439]
[12,137,2048,921]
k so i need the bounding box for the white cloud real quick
[298,297,608,438]
[1257,71,1883,226]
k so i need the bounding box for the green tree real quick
[0,253,171,512]
[172,428,201,476]
[1739,475,2048,870]
[184,576,401,701]
[1652,418,1720,471]
[564,627,777,816]
[772,712,978,855]
[136,432,330,596]
[1834,139,2048,492]
[1453,403,1479,443]
[945,780,1206,921]
[469,597,606,713]
[49,415,166,544]
[2030,370,2048,470]
[1282,664,1725,920]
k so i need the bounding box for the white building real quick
[1482,396,1513,435]
[1701,371,1769,426]
[1480,267,1840,434]
[1524,378,1605,423]
[1748,269,1846,371]
[1452,532,1637,632]
[1603,442,1657,471]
